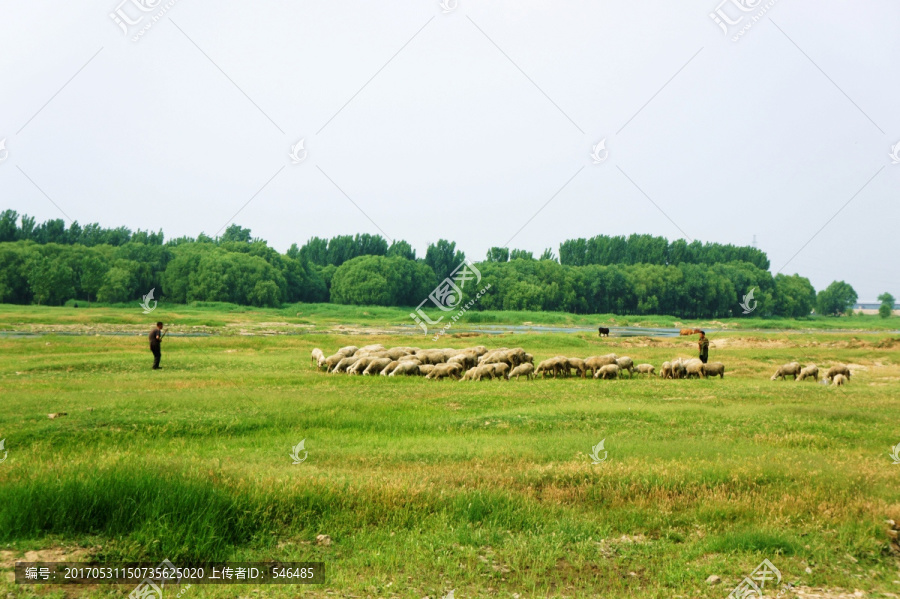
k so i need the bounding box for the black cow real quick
[598,327,610,337]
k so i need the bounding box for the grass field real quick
[2,304,900,598]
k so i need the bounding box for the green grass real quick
[1,305,900,597]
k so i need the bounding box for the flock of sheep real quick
[310,345,856,386]
[770,362,851,386]
[309,345,726,381]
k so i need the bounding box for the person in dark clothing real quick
[149,321,165,369]
[698,330,710,364]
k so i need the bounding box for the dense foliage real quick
[0,210,867,318]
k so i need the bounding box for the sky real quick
[1,0,898,301]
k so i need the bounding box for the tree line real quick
[0,210,873,318]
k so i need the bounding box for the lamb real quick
[832,373,847,386]
[363,358,392,375]
[771,362,802,381]
[509,363,534,381]
[311,348,325,367]
[825,364,851,382]
[701,362,725,379]
[389,361,420,376]
[635,364,656,377]
[796,364,818,382]
[594,364,620,379]
[615,357,634,377]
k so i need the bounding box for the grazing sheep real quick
[535,359,557,378]
[825,364,851,382]
[771,362,802,381]
[490,363,510,380]
[463,346,489,357]
[472,365,495,381]
[660,361,673,379]
[389,361,420,376]
[426,363,462,380]
[832,373,847,386]
[523,352,534,365]
[481,349,518,368]
[506,348,527,367]
[585,354,618,377]
[363,358,392,375]
[701,362,725,379]
[323,353,344,372]
[796,364,819,382]
[347,357,376,375]
[416,350,449,365]
[636,364,656,377]
[615,357,634,377]
[385,347,415,360]
[448,353,477,370]
[336,346,359,358]
[509,363,534,381]
[663,358,687,379]
[461,366,494,381]
[332,356,359,374]
[477,348,504,364]
[684,359,704,379]
[598,327,610,337]
[311,348,325,367]
[380,360,400,376]
[417,364,436,376]
[567,357,587,379]
[594,364,620,380]
[358,344,385,354]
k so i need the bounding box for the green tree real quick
[878,292,895,319]
[220,224,252,243]
[539,248,557,262]
[425,240,465,282]
[248,280,280,307]
[486,247,510,262]
[816,281,858,316]
[510,249,533,261]
[772,274,816,317]
[387,240,416,260]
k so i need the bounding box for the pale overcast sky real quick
[1,0,897,300]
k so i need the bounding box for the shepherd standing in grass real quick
[698,330,710,364]
[149,321,165,370]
